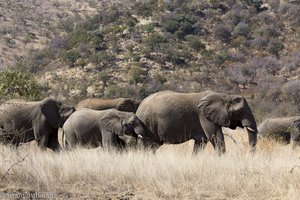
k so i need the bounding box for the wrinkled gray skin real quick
[136,90,258,154]
[76,98,140,113]
[62,108,145,150]
[258,116,300,148]
[0,97,75,152]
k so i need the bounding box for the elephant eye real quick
[129,121,134,126]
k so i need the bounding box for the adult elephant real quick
[62,108,147,150]
[135,90,258,154]
[0,97,75,151]
[258,116,300,148]
[76,98,140,113]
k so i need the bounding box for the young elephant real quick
[62,108,145,150]
[76,98,140,113]
[258,116,300,147]
[0,97,75,151]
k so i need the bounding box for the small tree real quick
[0,69,42,100]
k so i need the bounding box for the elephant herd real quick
[0,90,299,154]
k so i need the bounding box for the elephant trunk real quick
[242,116,257,153]
[134,120,162,149]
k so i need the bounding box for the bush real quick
[104,84,130,98]
[87,30,104,50]
[267,38,284,57]
[234,22,251,38]
[162,19,180,33]
[0,69,42,100]
[140,24,155,33]
[213,23,232,43]
[66,29,89,49]
[185,35,205,51]
[129,65,147,85]
[89,51,114,66]
[62,50,81,67]
[143,33,166,49]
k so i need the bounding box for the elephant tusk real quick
[246,127,255,132]
[138,135,143,139]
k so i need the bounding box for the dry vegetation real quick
[0,0,300,199]
[1,129,300,199]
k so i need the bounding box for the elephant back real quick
[76,98,139,112]
[0,100,37,129]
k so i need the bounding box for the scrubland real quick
[1,128,300,199]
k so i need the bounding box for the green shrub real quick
[104,84,130,98]
[143,33,166,45]
[89,51,114,65]
[162,19,180,33]
[140,24,155,33]
[153,73,167,84]
[143,33,166,49]
[267,38,284,57]
[87,30,104,50]
[62,50,81,67]
[66,29,89,49]
[0,69,42,100]
[125,17,138,28]
[111,25,127,35]
[234,22,251,38]
[185,35,205,51]
[129,65,147,84]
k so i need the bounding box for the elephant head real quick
[293,117,300,131]
[100,111,145,146]
[198,93,257,152]
[40,98,75,128]
[117,98,141,113]
[291,117,300,146]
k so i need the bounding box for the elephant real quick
[135,90,258,154]
[62,108,147,150]
[0,97,75,151]
[76,98,140,113]
[258,116,300,147]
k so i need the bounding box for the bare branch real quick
[0,154,28,181]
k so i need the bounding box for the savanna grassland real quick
[0,0,300,199]
[1,129,300,199]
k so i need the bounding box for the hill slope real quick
[0,0,299,118]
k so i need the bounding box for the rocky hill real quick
[0,0,299,119]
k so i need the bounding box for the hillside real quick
[0,0,299,119]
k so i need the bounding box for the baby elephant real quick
[62,108,145,150]
[258,116,300,147]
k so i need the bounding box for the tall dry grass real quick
[1,128,300,199]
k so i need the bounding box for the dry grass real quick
[1,128,300,199]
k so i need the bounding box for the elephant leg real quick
[200,116,226,155]
[101,130,122,151]
[47,130,61,152]
[216,130,226,155]
[291,133,300,149]
[193,138,207,155]
[36,135,49,151]
[210,131,226,155]
[33,120,51,150]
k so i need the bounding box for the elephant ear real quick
[100,113,124,136]
[198,93,231,127]
[40,98,61,129]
